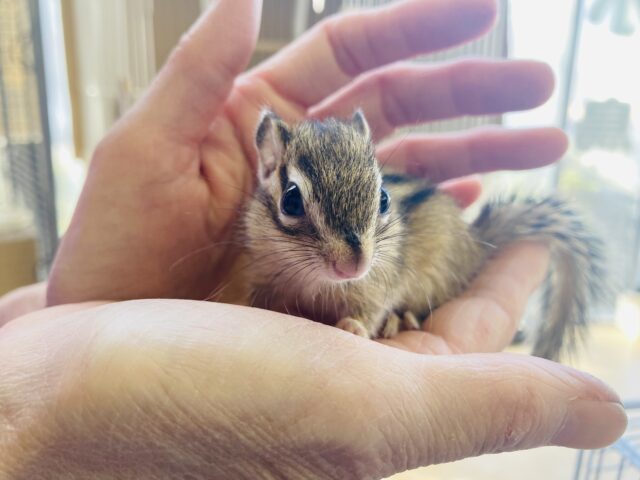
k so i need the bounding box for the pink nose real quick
[332,259,362,280]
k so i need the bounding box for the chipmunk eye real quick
[281,183,305,217]
[380,187,391,214]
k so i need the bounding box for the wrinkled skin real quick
[0,245,627,479]
[0,1,627,478]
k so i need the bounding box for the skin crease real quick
[0,0,628,478]
[0,284,629,479]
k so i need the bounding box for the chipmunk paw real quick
[381,312,401,338]
[336,317,370,338]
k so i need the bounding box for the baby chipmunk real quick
[243,109,605,360]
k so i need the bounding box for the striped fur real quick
[246,112,605,361]
[473,197,606,360]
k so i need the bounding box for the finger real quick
[370,352,627,475]
[311,60,556,139]
[379,330,456,355]
[0,282,47,327]
[438,176,482,208]
[136,0,262,142]
[428,241,551,353]
[253,0,497,107]
[377,127,569,182]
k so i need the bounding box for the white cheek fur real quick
[278,210,301,227]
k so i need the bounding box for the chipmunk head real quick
[250,109,391,284]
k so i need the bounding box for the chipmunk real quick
[243,110,605,360]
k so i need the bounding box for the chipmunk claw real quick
[380,310,421,338]
[402,311,421,331]
[381,312,401,338]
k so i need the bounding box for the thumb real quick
[137,0,262,141]
[365,352,627,475]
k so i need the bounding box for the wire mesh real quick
[0,0,58,273]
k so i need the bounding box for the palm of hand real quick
[1,299,625,479]
[57,82,311,302]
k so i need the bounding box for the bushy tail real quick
[472,197,606,361]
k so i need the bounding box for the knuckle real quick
[322,15,366,76]
[165,32,199,78]
[377,71,413,126]
[168,33,238,101]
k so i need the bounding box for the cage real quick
[0,0,57,276]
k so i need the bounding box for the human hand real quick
[0,282,46,328]
[47,0,568,304]
[2,273,626,479]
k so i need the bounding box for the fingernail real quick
[552,400,628,449]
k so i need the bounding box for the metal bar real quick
[0,52,11,142]
[0,31,17,197]
[595,448,605,478]
[553,0,586,187]
[585,449,596,480]
[27,0,59,271]
[574,449,585,480]
[293,0,310,37]
[615,457,625,480]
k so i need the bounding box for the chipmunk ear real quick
[351,109,370,139]
[255,109,291,183]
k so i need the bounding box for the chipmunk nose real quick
[332,258,364,280]
[328,231,371,281]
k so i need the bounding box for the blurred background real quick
[0,0,638,478]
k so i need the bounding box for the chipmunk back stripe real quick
[383,173,413,185]
[400,185,436,213]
